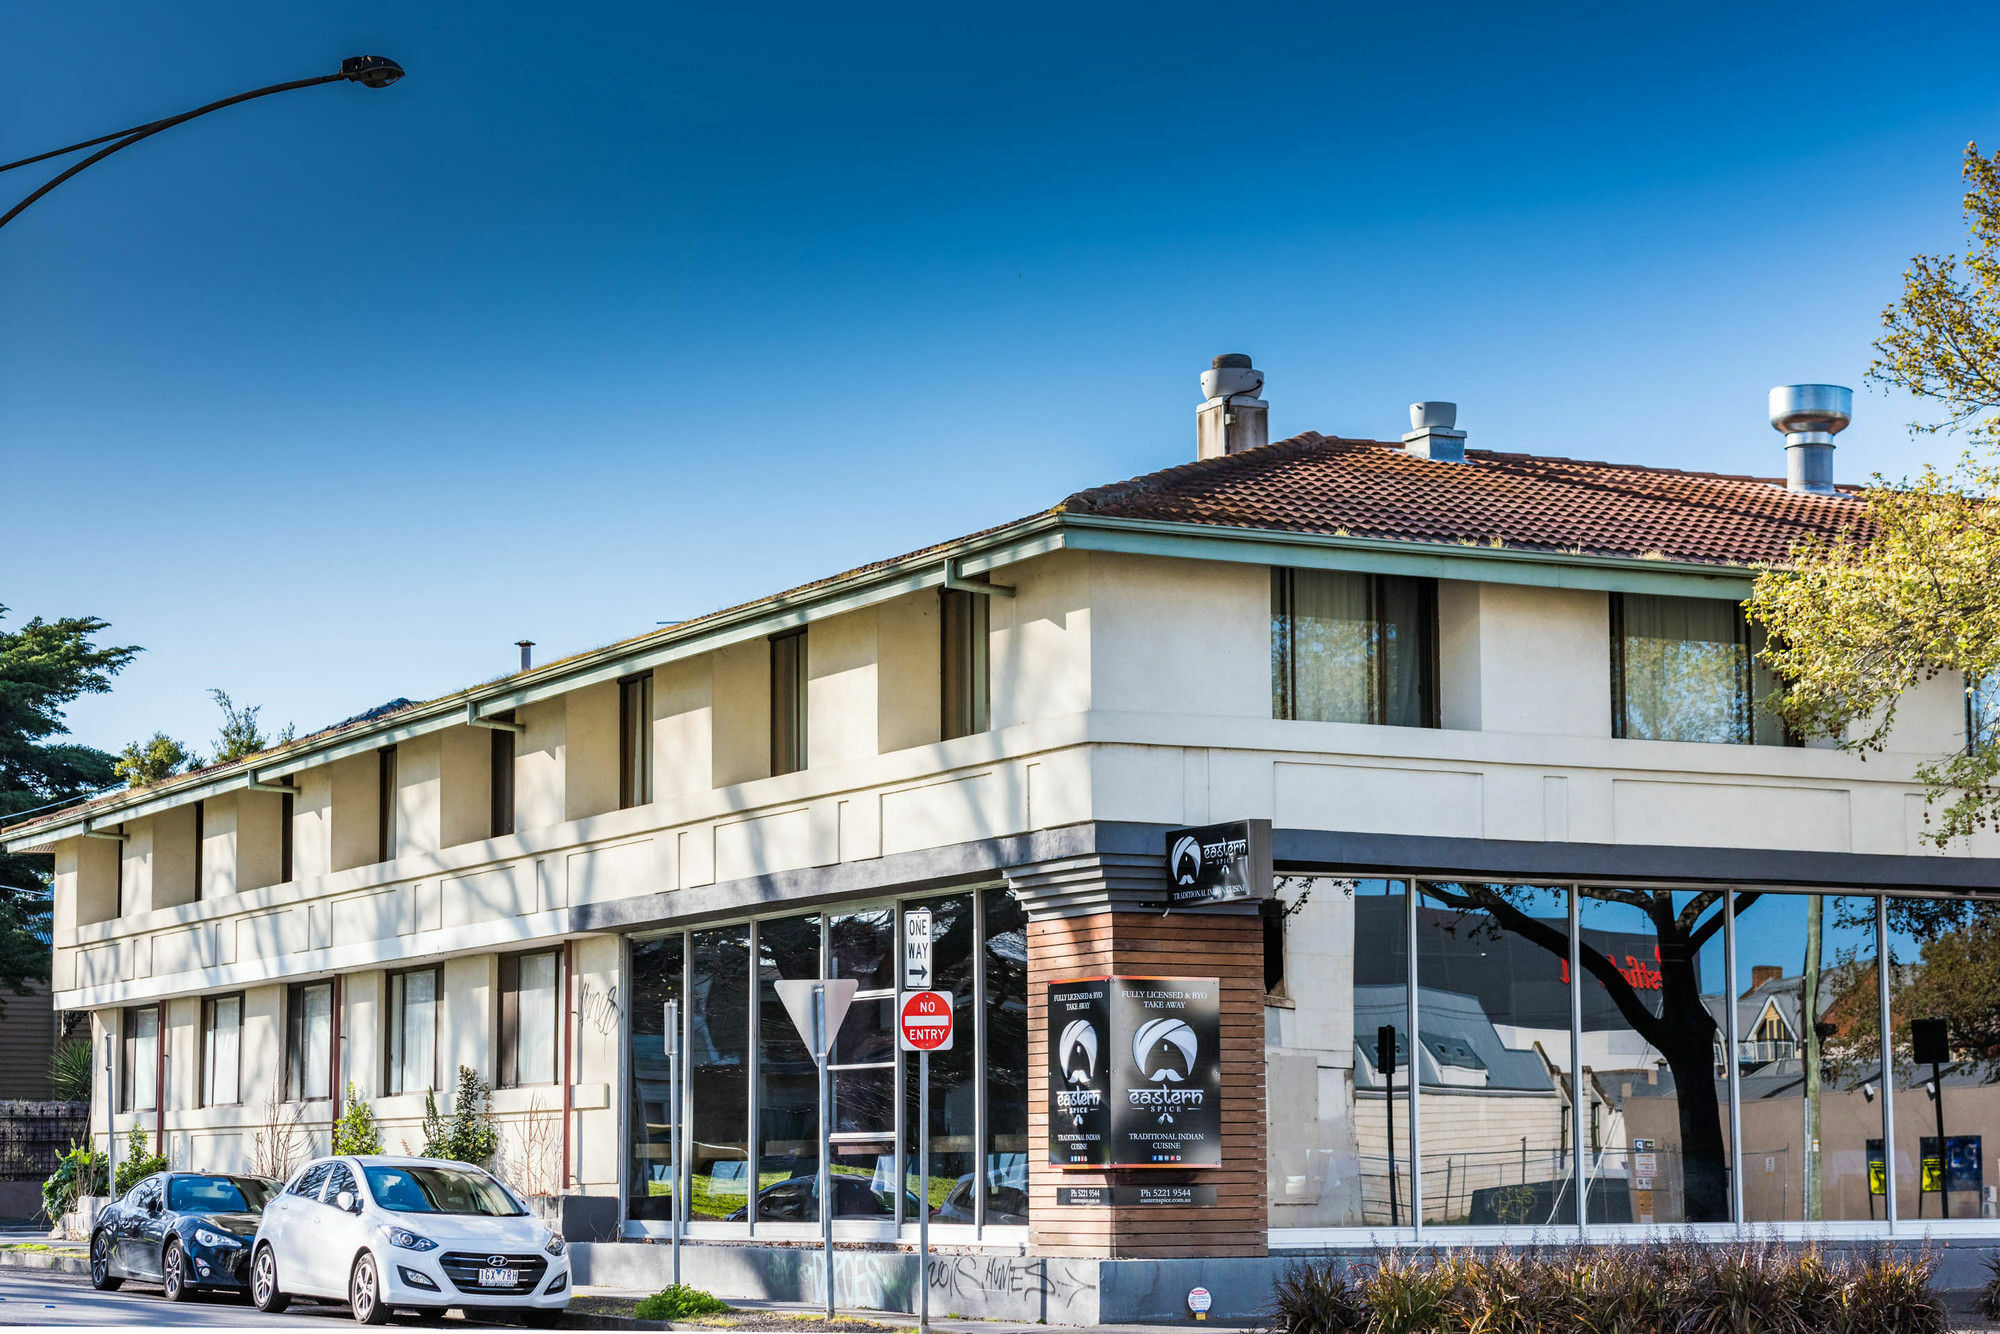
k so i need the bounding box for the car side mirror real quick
[334,1189,358,1213]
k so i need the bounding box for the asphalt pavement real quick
[0,1266,506,1327]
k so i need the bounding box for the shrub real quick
[1262,1244,1944,1334]
[332,1082,383,1155]
[420,1065,500,1165]
[1266,1259,1367,1334]
[48,1039,92,1103]
[1979,1254,2000,1323]
[634,1284,730,1321]
[114,1128,168,1195]
[40,1142,106,1222]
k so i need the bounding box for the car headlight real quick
[545,1232,567,1256]
[386,1227,438,1252]
[191,1227,237,1248]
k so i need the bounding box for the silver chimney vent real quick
[1196,354,1268,459]
[1768,384,1851,495]
[1403,401,1466,463]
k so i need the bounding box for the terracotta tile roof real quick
[1059,433,1875,567]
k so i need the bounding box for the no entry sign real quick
[898,990,955,1052]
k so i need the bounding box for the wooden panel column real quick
[1026,910,1267,1258]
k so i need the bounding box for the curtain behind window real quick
[1616,594,1788,744]
[1273,569,1434,727]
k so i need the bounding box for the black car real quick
[89,1171,281,1301]
[724,1174,923,1221]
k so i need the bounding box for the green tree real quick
[209,689,293,764]
[0,607,138,1004]
[1747,145,2000,845]
[332,1082,384,1155]
[420,1065,499,1165]
[111,732,199,787]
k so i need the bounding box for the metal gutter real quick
[2,516,1066,852]
[3,508,1768,852]
[1056,513,1761,599]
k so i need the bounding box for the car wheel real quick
[349,1252,390,1325]
[250,1244,290,1314]
[88,1229,122,1291]
[162,1239,196,1302]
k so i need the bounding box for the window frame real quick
[284,980,334,1103]
[940,588,991,741]
[200,991,244,1108]
[120,1004,160,1113]
[490,713,517,838]
[618,673,654,809]
[384,964,443,1097]
[377,744,398,863]
[769,629,808,776]
[498,948,561,1089]
[1271,567,1440,728]
[1609,592,1797,746]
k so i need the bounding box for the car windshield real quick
[361,1165,524,1216]
[167,1175,275,1214]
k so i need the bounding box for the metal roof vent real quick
[1768,384,1851,495]
[1196,353,1268,459]
[1403,401,1466,463]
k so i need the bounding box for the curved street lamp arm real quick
[0,59,400,230]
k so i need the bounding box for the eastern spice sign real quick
[1163,820,1272,908]
[1047,975,1222,1169]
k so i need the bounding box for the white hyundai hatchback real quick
[250,1155,570,1325]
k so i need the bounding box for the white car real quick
[249,1154,570,1325]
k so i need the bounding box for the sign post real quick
[898,988,953,1334]
[665,1000,681,1287]
[774,978,859,1319]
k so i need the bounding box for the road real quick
[0,1267,518,1327]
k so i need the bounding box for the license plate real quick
[478,1267,520,1287]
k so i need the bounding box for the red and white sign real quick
[898,990,955,1052]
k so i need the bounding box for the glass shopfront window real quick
[1270,878,2000,1240]
[982,886,1029,1225]
[1883,892,2000,1226]
[756,914,823,1222]
[688,925,751,1220]
[1417,884,1578,1227]
[623,890,1028,1236]
[627,934,684,1221]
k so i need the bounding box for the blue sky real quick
[4,0,1996,758]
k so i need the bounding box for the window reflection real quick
[627,935,684,1221]
[903,894,977,1223]
[1732,894,1882,1222]
[982,887,1028,1225]
[1416,884,1578,1226]
[688,925,750,1220]
[754,915,822,1223]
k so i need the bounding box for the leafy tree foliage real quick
[0,606,137,1002]
[332,1082,384,1155]
[420,1065,500,1165]
[1748,145,2000,845]
[111,732,199,788]
[209,689,293,764]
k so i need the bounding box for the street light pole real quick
[0,55,403,230]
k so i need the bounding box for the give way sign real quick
[898,990,954,1052]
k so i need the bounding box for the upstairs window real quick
[121,1004,159,1111]
[1611,593,1790,745]
[377,746,399,863]
[280,789,294,883]
[490,716,517,837]
[941,587,991,740]
[285,981,333,1102]
[770,629,808,776]
[1969,673,2000,754]
[1271,568,1438,727]
[619,673,654,809]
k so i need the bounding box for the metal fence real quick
[0,1101,88,1181]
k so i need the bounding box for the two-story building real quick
[10,358,1999,1320]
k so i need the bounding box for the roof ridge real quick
[1060,431,1398,514]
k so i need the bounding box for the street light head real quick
[340,55,405,89]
